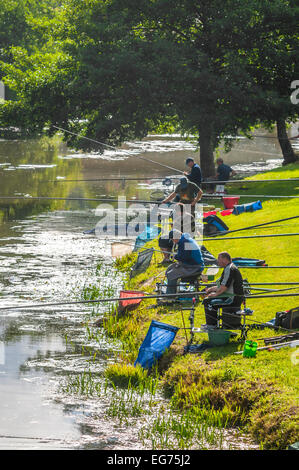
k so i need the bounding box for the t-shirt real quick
[219,263,244,299]
[187,164,202,187]
[174,181,200,204]
[175,233,205,266]
[217,163,233,182]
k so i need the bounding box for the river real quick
[0,132,288,449]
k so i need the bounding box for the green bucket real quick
[208,329,232,346]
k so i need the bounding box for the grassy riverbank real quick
[94,163,299,449]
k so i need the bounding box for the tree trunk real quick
[276,118,297,165]
[199,122,216,179]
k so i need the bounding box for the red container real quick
[222,196,240,209]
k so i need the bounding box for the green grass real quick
[94,163,299,449]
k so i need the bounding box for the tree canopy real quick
[0,0,298,175]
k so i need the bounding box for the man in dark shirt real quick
[161,177,202,233]
[162,177,202,206]
[184,158,202,188]
[216,158,236,182]
[203,251,244,328]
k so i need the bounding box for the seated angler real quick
[165,230,205,298]
[203,252,244,329]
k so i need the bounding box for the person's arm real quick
[174,240,184,262]
[230,169,236,177]
[161,191,176,204]
[206,284,228,298]
[191,188,203,206]
[205,285,218,294]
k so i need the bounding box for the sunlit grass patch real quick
[104,363,150,388]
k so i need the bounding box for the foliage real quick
[0,0,297,174]
[104,362,151,388]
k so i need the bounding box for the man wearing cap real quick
[202,251,244,329]
[161,177,202,206]
[161,177,202,233]
[165,230,205,297]
[184,158,202,188]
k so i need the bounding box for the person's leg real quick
[203,298,219,326]
[222,299,242,329]
[166,277,178,295]
[165,263,183,296]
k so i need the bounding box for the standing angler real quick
[160,177,202,233]
[184,157,202,188]
[216,158,236,183]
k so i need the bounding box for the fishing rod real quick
[48,176,299,184]
[1,291,299,312]
[50,176,174,182]
[209,215,299,237]
[202,178,299,184]
[249,282,299,285]
[234,266,299,269]
[202,194,299,199]
[1,194,298,206]
[201,264,299,269]
[0,195,177,205]
[53,125,184,175]
[247,286,299,293]
[202,232,299,242]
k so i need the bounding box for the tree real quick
[241,0,299,164]
[0,0,297,174]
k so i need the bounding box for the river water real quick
[0,132,288,449]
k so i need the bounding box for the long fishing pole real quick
[202,232,299,241]
[233,266,299,269]
[50,176,174,182]
[53,125,184,175]
[0,195,176,205]
[249,282,299,285]
[202,178,299,184]
[1,194,298,206]
[1,291,299,312]
[209,215,299,237]
[48,176,299,184]
[202,194,299,199]
[247,286,299,293]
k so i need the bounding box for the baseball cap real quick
[172,229,182,240]
[180,177,188,189]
